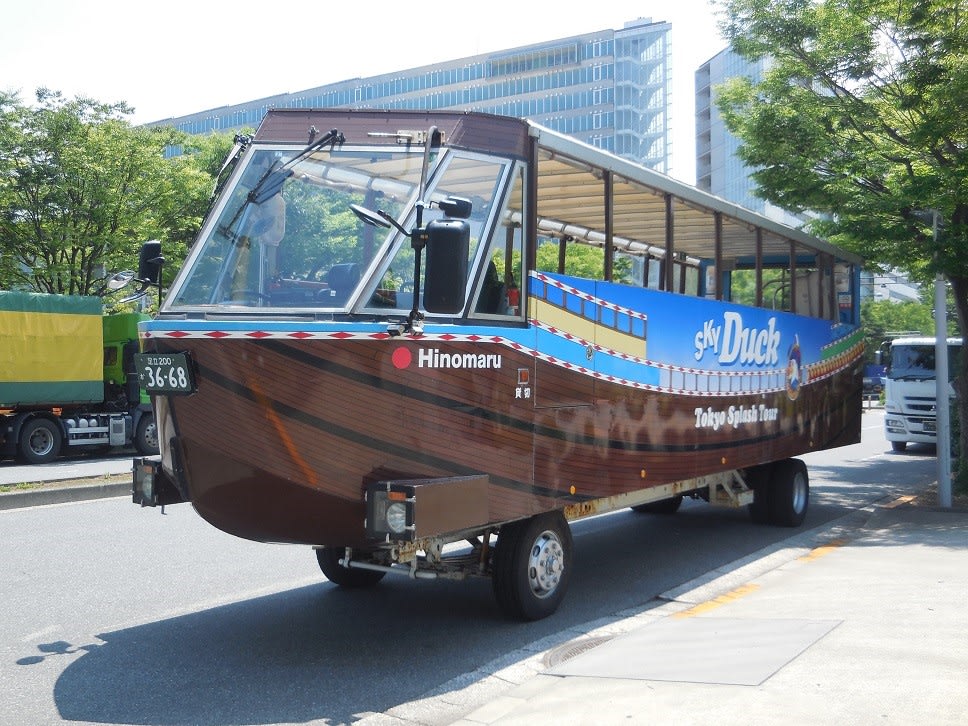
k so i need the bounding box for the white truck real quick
[884,336,962,451]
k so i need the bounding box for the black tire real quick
[631,494,683,514]
[745,464,774,524]
[315,547,385,588]
[134,413,159,455]
[492,512,572,621]
[18,418,62,464]
[891,440,907,452]
[769,458,809,527]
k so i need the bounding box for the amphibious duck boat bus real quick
[133,109,864,620]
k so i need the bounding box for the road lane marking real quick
[798,538,848,562]
[673,583,761,618]
[883,495,917,508]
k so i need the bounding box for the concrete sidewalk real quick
[365,501,967,725]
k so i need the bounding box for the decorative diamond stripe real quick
[142,327,862,397]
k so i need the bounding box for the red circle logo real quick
[391,347,412,369]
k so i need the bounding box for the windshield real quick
[167,144,511,315]
[889,343,960,380]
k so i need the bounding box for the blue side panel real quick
[540,272,857,375]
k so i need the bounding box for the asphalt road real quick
[0,450,134,486]
[0,409,937,725]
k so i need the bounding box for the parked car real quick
[863,375,886,395]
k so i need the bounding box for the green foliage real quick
[0,89,233,298]
[718,0,968,275]
[277,182,366,280]
[729,268,793,308]
[718,0,968,489]
[860,298,935,362]
[536,239,601,278]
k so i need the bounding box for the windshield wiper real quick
[217,127,345,243]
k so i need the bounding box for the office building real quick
[153,18,673,173]
[695,47,804,227]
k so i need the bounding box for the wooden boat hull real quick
[145,308,862,546]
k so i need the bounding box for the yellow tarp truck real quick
[0,291,158,463]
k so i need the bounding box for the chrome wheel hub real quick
[528,530,565,598]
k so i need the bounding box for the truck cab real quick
[884,336,961,451]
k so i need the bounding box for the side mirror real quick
[104,270,135,292]
[350,204,391,229]
[138,241,164,285]
[423,220,469,314]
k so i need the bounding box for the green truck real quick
[0,290,158,464]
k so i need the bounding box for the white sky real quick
[1,0,728,183]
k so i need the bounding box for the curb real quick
[357,502,883,726]
[0,481,132,511]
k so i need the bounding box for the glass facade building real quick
[695,47,804,227]
[151,18,672,173]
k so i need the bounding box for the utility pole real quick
[930,210,952,508]
[914,208,952,508]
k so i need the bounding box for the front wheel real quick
[492,512,572,621]
[315,547,386,588]
[891,440,907,452]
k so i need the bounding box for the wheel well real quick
[11,412,64,441]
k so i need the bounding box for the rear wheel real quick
[745,464,774,525]
[315,547,386,588]
[492,511,572,621]
[18,418,62,464]
[769,458,809,527]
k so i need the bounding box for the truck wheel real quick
[769,459,809,527]
[135,414,159,455]
[315,547,385,588]
[18,418,62,464]
[631,494,683,514]
[492,511,572,621]
[891,441,907,452]
[745,464,774,524]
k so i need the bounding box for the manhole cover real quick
[543,636,614,668]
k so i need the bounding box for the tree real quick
[535,239,632,282]
[0,90,229,300]
[861,298,936,362]
[716,0,968,490]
